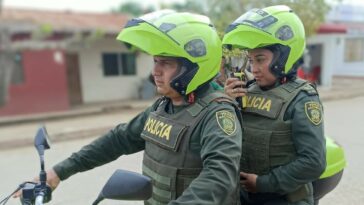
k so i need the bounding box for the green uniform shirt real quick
[53,86,242,204]
[256,90,326,194]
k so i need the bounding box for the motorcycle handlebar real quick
[35,194,44,205]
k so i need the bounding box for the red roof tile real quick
[317,23,347,34]
[1,7,129,33]
[317,22,364,34]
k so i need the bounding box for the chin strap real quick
[280,76,287,84]
[188,92,195,104]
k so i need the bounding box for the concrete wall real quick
[0,50,70,116]
[307,34,338,86]
[333,35,364,76]
[308,33,364,87]
[76,39,152,103]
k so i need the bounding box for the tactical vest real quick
[141,92,240,205]
[241,79,317,175]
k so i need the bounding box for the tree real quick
[162,0,335,76]
[112,1,155,17]
[166,0,205,14]
[0,1,14,107]
[112,1,144,17]
[0,28,13,107]
[238,0,332,37]
[164,0,333,37]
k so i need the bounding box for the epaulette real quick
[301,83,318,96]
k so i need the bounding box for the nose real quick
[152,63,162,76]
[250,64,260,74]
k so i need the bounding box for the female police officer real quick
[18,10,243,205]
[223,5,326,205]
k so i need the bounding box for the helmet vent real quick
[255,16,277,29]
[255,9,269,17]
[275,25,294,41]
[225,23,239,33]
[159,23,176,33]
[184,39,206,57]
[124,19,144,28]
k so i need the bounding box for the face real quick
[247,48,277,87]
[152,56,181,98]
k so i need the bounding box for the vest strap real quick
[187,91,233,117]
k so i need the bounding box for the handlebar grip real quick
[35,194,44,205]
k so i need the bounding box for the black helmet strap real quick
[170,58,198,96]
[264,44,290,79]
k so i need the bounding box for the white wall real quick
[333,35,364,76]
[307,34,339,86]
[308,33,364,85]
[76,39,153,103]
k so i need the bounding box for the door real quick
[66,53,83,105]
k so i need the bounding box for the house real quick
[306,3,364,86]
[0,8,153,116]
[1,5,362,117]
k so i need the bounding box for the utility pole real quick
[0,0,14,107]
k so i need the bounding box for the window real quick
[102,53,136,76]
[344,38,364,62]
[11,52,24,84]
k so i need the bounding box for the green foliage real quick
[240,0,331,37]
[166,0,204,13]
[40,24,53,35]
[112,1,155,17]
[114,0,334,60]
[164,0,333,58]
[165,0,332,37]
[31,24,53,40]
[85,28,105,42]
[232,0,332,37]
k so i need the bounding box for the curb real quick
[1,90,364,151]
[319,88,364,102]
[0,126,114,151]
[0,101,153,151]
[0,101,151,127]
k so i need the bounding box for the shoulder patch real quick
[304,102,322,125]
[216,110,236,136]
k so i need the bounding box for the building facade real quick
[0,8,152,116]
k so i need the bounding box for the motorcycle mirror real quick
[92,169,152,205]
[34,125,51,156]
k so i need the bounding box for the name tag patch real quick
[244,94,283,119]
[142,113,187,151]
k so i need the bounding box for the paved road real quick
[1,96,363,204]
[319,96,364,205]
[0,108,145,205]
[0,137,144,205]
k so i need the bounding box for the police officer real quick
[223,5,326,205]
[18,10,243,205]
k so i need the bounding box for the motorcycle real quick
[1,125,345,205]
[0,126,152,205]
[313,136,346,205]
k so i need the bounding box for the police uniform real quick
[53,85,242,205]
[240,79,326,205]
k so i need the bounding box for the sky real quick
[3,0,364,13]
[2,0,184,12]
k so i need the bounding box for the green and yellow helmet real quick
[117,10,222,95]
[223,5,305,78]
